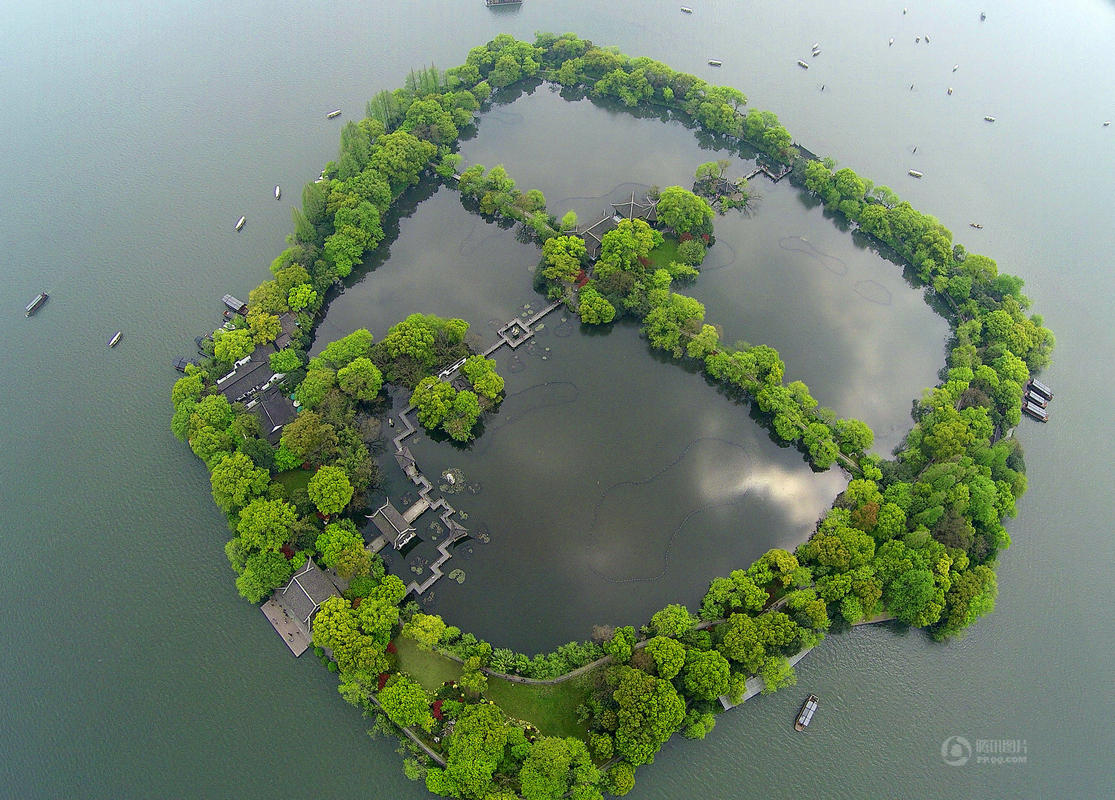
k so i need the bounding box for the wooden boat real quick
[908,169,924,178]
[108,331,122,348]
[984,115,996,122]
[1023,402,1049,423]
[708,59,722,66]
[1024,391,1049,408]
[25,292,48,316]
[795,694,819,731]
[235,215,246,232]
[1028,378,1054,401]
[274,185,281,200]
[797,60,809,69]
[680,6,693,13]
[969,222,983,229]
[326,109,342,119]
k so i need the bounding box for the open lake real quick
[1,0,1112,797]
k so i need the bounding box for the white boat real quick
[889,37,894,46]
[326,109,342,119]
[947,87,953,95]
[680,6,693,12]
[274,185,281,200]
[108,331,122,348]
[984,115,996,122]
[797,60,810,69]
[953,64,959,72]
[812,49,821,57]
[708,59,722,66]
[1104,121,1111,127]
[25,292,48,316]
[908,169,924,178]
[235,215,246,231]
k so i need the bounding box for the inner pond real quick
[315,87,948,651]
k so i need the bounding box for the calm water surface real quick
[1,0,1113,797]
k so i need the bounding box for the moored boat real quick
[25,292,49,316]
[275,185,281,200]
[908,169,924,178]
[681,6,693,12]
[1027,378,1054,401]
[984,115,996,122]
[108,331,123,348]
[326,109,342,119]
[795,694,819,731]
[235,215,246,232]
[1023,401,1049,423]
[797,59,810,69]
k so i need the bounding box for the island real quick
[170,33,1054,799]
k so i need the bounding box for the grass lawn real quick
[393,636,462,691]
[393,636,595,740]
[273,468,312,494]
[483,670,597,741]
[647,236,681,271]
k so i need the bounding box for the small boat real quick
[811,42,820,50]
[25,292,49,316]
[812,49,821,57]
[980,12,986,21]
[797,60,810,69]
[1104,121,1111,127]
[173,356,197,372]
[1024,391,1049,409]
[680,6,693,12]
[969,222,983,229]
[708,59,722,66]
[947,88,953,95]
[953,64,959,72]
[924,35,930,44]
[108,331,123,348]
[235,215,246,231]
[795,694,819,731]
[1028,378,1054,401]
[274,185,281,200]
[889,37,894,46]
[326,109,342,119]
[908,169,924,178]
[1023,402,1049,423]
[915,36,920,43]
[984,115,996,122]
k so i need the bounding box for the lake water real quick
[1,0,1113,797]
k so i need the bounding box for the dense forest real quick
[170,32,1053,800]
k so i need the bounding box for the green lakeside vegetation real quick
[170,32,1054,800]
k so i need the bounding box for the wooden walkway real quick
[742,163,792,183]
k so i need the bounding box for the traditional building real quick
[368,500,417,550]
[261,559,341,656]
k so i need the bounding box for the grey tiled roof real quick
[275,560,339,637]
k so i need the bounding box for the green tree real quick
[316,520,371,579]
[402,613,448,650]
[279,411,337,465]
[541,235,587,283]
[287,284,318,311]
[311,329,374,370]
[236,498,298,552]
[650,603,697,638]
[461,355,504,401]
[379,675,435,731]
[681,648,731,701]
[213,328,255,363]
[411,376,456,429]
[644,636,686,680]
[602,626,637,664]
[758,655,797,694]
[443,390,482,442]
[296,368,336,410]
[209,452,270,513]
[611,666,685,766]
[578,286,616,324]
[605,762,636,796]
[171,372,204,408]
[655,186,714,235]
[246,309,281,345]
[427,702,508,800]
[336,357,383,402]
[235,550,294,603]
[307,465,354,515]
[270,348,303,374]
[520,737,598,800]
